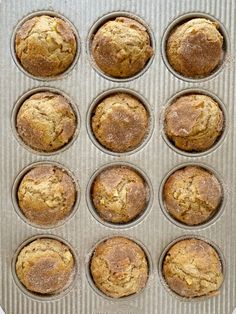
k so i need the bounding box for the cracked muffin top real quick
[92,93,149,153]
[16,92,77,152]
[17,165,76,226]
[166,18,223,78]
[15,15,77,77]
[164,94,224,152]
[90,237,148,298]
[16,238,75,294]
[91,17,153,78]
[91,166,149,224]
[163,166,222,226]
[162,238,224,298]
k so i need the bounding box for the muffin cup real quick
[11,10,80,81]
[85,235,153,301]
[161,12,229,82]
[86,88,154,156]
[159,162,227,230]
[158,235,226,302]
[86,161,153,229]
[12,234,78,301]
[87,11,155,82]
[11,86,80,155]
[160,88,229,157]
[12,161,80,229]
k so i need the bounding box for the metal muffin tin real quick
[0,0,235,313]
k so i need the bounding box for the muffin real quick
[16,92,77,152]
[90,237,148,298]
[92,93,149,153]
[166,18,223,78]
[162,238,224,298]
[91,166,149,223]
[16,238,75,294]
[163,166,222,226]
[17,165,76,226]
[91,17,153,78]
[164,94,224,152]
[15,15,77,77]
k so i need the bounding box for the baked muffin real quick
[90,237,148,298]
[91,166,149,223]
[16,92,77,152]
[15,15,77,77]
[163,166,222,225]
[91,17,153,78]
[162,238,224,298]
[17,165,76,226]
[164,94,224,152]
[92,93,149,153]
[166,18,223,78]
[16,238,75,294]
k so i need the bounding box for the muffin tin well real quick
[158,235,226,302]
[159,162,227,230]
[11,161,80,229]
[12,234,78,301]
[87,11,155,82]
[161,12,229,82]
[160,88,229,158]
[11,86,80,155]
[86,161,153,229]
[86,88,154,156]
[11,10,81,81]
[85,235,154,301]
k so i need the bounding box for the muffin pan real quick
[0,0,235,313]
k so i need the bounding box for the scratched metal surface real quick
[0,0,235,313]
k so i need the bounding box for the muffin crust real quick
[92,17,153,78]
[15,15,77,77]
[92,93,149,153]
[90,237,148,298]
[163,166,222,225]
[165,94,224,152]
[91,166,149,223]
[166,18,223,78]
[16,92,77,152]
[16,238,75,294]
[162,238,224,298]
[17,165,76,226]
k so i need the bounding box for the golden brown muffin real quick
[164,94,224,152]
[163,166,222,226]
[92,93,149,153]
[15,15,77,77]
[91,17,153,78]
[16,238,75,294]
[17,165,76,226]
[16,92,77,152]
[91,166,149,223]
[162,238,224,298]
[90,237,148,298]
[166,18,223,78]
